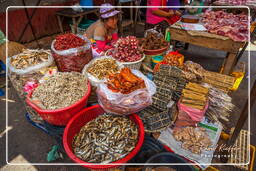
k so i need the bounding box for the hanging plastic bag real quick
[51,34,92,72]
[7,49,54,75]
[97,69,156,115]
[82,56,124,86]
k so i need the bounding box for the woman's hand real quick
[175,10,182,16]
[168,10,175,17]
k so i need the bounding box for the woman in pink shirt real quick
[146,0,182,33]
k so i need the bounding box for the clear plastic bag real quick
[145,28,164,39]
[82,56,124,86]
[7,49,54,75]
[97,70,156,115]
[51,35,92,72]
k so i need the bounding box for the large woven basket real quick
[120,54,145,70]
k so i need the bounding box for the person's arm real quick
[96,40,112,51]
[152,9,174,17]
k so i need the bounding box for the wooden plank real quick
[222,53,237,74]
[56,8,98,18]
[168,27,243,53]
[56,15,64,33]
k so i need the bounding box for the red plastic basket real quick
[26,82,91,126]
[63,105,145,169]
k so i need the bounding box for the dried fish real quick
[87,58,119,80]
[173,126,212,154]
[31,72,88,110]
[10,49,50,69]
[72,114,138,163]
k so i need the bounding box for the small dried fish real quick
[31,72,88,110]
[11,49,50,69]
[87,58,119,80]
[72,114,138,163]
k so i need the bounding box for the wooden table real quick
[167,26,245,75]
[55,8,98,34]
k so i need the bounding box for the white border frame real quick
[5,5,251,166]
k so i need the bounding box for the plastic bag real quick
[97,69,156,115]
[7,49,54,75]
[145,28,164,39]
[51,35,92,72]
[175,100,208,127]
[82,56,124,86]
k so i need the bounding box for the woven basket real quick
[120,54,145,70]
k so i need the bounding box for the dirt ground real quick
[0,25,255,171]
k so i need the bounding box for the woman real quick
[146,0,182,34]
[85,3,120,52]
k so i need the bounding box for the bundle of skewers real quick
[203,83,236,129]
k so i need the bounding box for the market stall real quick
[6,5,255,171]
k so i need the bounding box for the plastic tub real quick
[26,82,91,126]
[63,104,145,169]
[144,152,195,171]
[79,0,93,6]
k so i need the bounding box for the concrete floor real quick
[0,28,255,171]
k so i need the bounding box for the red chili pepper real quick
[54,33,85,50]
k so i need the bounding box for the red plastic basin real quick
[63,105,145,169]
[26,82,91,126]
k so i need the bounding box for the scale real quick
[187,0,204,15]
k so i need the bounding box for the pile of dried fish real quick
[181,82,209,110]
[10,49,49,69]
[31,72,88,110]
[203,83,235,126]
[173,126,212,154]
[86,58,119,80]
[72,114,138,163]
[183,61,205,79]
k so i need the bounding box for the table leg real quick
[222,52,237,75]
[72,17,77,34]
[57,15,64,33]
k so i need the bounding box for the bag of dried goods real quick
[7,49,53,75]
[97,67,156,115]
[51,33,92,72]
[139,29,168,50]
[82,56,123,86]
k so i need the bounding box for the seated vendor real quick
[146,0,182,33]
[85,3,120,52]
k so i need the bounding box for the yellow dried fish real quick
[87,58,119,80]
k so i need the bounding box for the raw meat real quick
[202,10,249,42]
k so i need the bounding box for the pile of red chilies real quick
[54,33,85,50]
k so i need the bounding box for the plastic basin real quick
[26,82,91,126]
[63,105,145,169]
[144,152,195,171]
